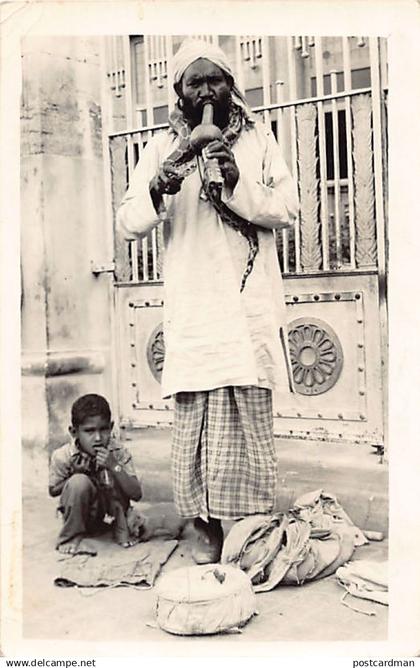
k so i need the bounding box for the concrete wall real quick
[21,36,115,472]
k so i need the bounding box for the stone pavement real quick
[23,491,387,643]
[23,435,388,643]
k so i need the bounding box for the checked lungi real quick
[171,386,277,520]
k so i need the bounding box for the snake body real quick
[164,102,259,292]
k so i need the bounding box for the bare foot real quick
[57,537,97,556]
[57,537,82,555]
[77,538,98,556]
[119,538,138,549]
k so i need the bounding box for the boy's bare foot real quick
[77,538,98,555]
[57,537,81,555]
[57,537,97,556]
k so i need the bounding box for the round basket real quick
[155,564,257,635]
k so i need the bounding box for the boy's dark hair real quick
[71,394,111,427]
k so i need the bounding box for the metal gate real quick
[104,35,388,445]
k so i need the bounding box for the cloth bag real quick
[291,489,368,546]
[336,560,388,605]
[221,511,356,592]
[155,564,257,635]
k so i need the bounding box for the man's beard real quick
[181,91,231,130]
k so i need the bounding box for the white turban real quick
[172,38,251,112]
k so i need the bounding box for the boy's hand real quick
[72,461,92,475]
[94,447,117,470]
[70,453,93,476]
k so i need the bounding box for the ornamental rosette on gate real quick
[146,323,165,382]
[287,317,344,395]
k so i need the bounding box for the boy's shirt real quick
[49,438,137,493]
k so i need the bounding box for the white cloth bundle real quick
[336,560,388,605]
[155,564,257,635]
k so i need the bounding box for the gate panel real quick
[116,274,383,444]
[115,283,170,428]
[276,273,383,443]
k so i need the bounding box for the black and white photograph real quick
[1,0,420,662]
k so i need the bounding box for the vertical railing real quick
[261,36,271,126]
[289,35,384,275]
[369,36,388,457]
[275,80,289,274]
[109,35,387,284]
[287,36,301,273]
[330,69,343,268]
[140,36,154,282]
[314,37,330,271]
[124,41,139,284]
[148,37,161,281]
[342,37,356,269]
[369,37,386,278]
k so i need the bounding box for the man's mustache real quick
[195,98,217,110]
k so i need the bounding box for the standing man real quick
[117,38,298,564]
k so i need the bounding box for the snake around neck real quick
[163,100,260,293]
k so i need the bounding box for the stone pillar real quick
[21,36,115,483]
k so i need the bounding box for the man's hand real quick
[203,140,239,191]
[94,447,117,470]
[150,161,184,197]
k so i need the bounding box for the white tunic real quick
[117,121,299,399]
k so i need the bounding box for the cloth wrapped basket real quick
[154,564,257,635]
